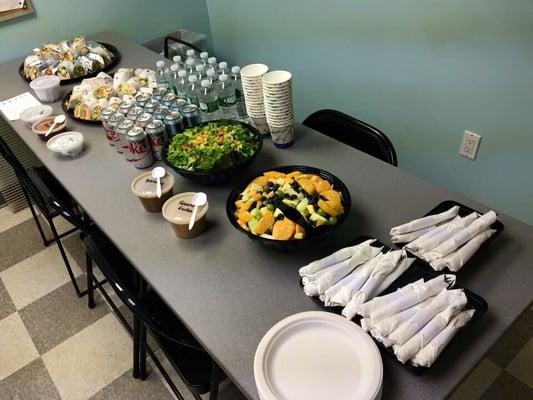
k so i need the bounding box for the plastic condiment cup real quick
[46,131,84,157]
[29,75,61,103]
[20,105,53,128]
[31,116,66,141]
[131,171,175,213]
[162,192,209,239]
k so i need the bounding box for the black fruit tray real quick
[305,235,488,374]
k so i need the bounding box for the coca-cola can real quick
[164,111,184,138]
[135,93,152,108]
[119,100,134,116]
[135,113,153,129]
[170,98,188,113]
[145,120,167,161]
[108,113,125,151]
[161,92,177,107]
[100,107,116,146]
[127,106,144,123]
[116,119,135,160]
[144,99,160,114]
[181,104,201,128]
[127,127,154,169]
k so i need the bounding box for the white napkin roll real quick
[388,289,466,346]
[365,296,435,335]
[369,275,457,320]
[414,213,479,258]
[390,206,460,236]
[405,215,462,253]
[430,229,496,272]
[391,226,436,244]
[393,297,466,363]
[410,309,475,367]
[299,239,377,277]
[424,211,497,262]
[373,257,415,298]
[343,250,405,308]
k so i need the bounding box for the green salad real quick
[166,122,260,171]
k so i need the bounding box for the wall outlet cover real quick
[460,130,481,160]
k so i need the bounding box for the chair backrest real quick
[302,109,398,166]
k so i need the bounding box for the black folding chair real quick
[303,109,398,166]
[84,231,223,400]
[0,133,91,297]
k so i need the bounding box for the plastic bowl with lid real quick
[29,75,61,103]
[131,170,175,213]
[162,192,209,239]
[20,105,53,128]
[46,131,84,157]
[31,116,67,141]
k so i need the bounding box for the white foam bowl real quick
[29,75,61,103]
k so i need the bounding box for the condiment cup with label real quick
[162,192,209,239]
[131,170,175,212]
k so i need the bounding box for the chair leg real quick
[86,252,95,309]
[209,361,221,400]
[21,185,50,246]
[132,315,141,379]
[138,275,148,380]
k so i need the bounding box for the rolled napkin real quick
[368,275,456,320]
[424,211,497,262]
[391,226,436,244]
[343,250,405,308]
[299,239,377,277]
[372,257,415,299]
[405,215,462,253]
[410,213,478,257]
[303,243,382,297]
[430,229,496,272]
[393,296,467,362]
[410,309,475,367]
[388,289,466,346]
[390,206,459,236]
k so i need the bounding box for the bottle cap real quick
[170,64,180,72]
[186,49,195,56]
[219,74,228,82]
[200,52,208,59]
[208,57,217,64]
[188,75,198,82]
[156,60,165,68]
[231,66,241,73]
[201,79,211,88]
[219,61,228,69]
[172,55,182,63]
[206,69,215,77]
[196,64,204,72]
[186,59,195,66]
[178,69,187,77]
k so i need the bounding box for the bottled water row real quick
[155,49,247,123]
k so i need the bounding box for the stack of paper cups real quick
[262,71,294,148]
[240,63,270,136]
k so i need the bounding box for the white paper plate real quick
[255,311,383,400]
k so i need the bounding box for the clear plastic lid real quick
[219,74,229,82]
[231,66,241,73]
[156,60,165,68]
[188,75,198,82]
[219,61,228,69]
[170,63,180,72]
[201,80,211,88]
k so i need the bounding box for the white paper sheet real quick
[0,0,24,13]
[0,92,41,121]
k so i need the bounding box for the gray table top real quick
[2,31,532,400]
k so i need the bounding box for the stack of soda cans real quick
[100,88,202,169]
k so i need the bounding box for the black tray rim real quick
[62,89,102,125]
[226,165,352,250]
[19,42,121,86]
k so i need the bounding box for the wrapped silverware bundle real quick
[391,206,498,272]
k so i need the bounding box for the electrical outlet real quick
[460,130,481,160]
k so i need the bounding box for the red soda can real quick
[127,127,154,169]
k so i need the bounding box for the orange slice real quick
[272,218,296,240]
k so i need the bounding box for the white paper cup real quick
[248,115,270,136]
[241,63,269,78]
[262,70,292,85]
[30,75,61,103]
[269,124,294,148]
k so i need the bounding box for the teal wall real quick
[0,0,212,63]
[206,0,533,226]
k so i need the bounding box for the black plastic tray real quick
[19,42,121,86]
[306,235,488,374]
[393,200,504,274]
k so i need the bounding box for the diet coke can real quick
[170,98,188,113]
[100,108,116,146]
[164,111,184,138]
[135,113,152,129]
[181,104,201,128]
[119,100,134,116]
[127,127,154,169]
[144,99,159,115]
[116,119,135,160]
[135,93,152,108]
[153,106,170,122]
[161,92,177,107]
[153,88,168,101]
[108,113,125,151]
[127,106,144,123]
[145,120,168,161]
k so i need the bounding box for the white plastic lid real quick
[186,59,195,66]
[170,63,180,72]
[219,61,228,69]
[231,66,241,73]
[186,49,195,56]
[178,69,187,77]
[206,69,215,77]
[208,57,217,64]
[196,64,204,72]
[29,75,60,89]
[200,52,208,59]
[219,74,228,82]
[188,75,198,82]
[156,60,165,68]
[172,55,182,63]
[201,79,211,88]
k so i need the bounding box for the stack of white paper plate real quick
[254,311,383,400]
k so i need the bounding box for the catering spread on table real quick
[7,33,510,400]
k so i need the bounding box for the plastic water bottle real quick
[185,49,197,65]
[185,58,196,75]
[198,79,220,121]
[206,68,217,84]
[175,70,189,98]
[208,57,218,74]
[187,75,200,105]
[218,61,230,76]
[195,64,206,82]
[168,64,180,94]
[217,74,237,119]
[155,60,169,89]
[199,52,209,68]
[231,66,247,119]
[172,55,183,68]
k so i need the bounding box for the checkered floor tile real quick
[0,207,531,399]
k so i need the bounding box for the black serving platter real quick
[61,89,102,125]
[227,165,351,251]
[394,200,504,274]
[306,235,488,374]
[19,42,121,86]
[162,120,263,185]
